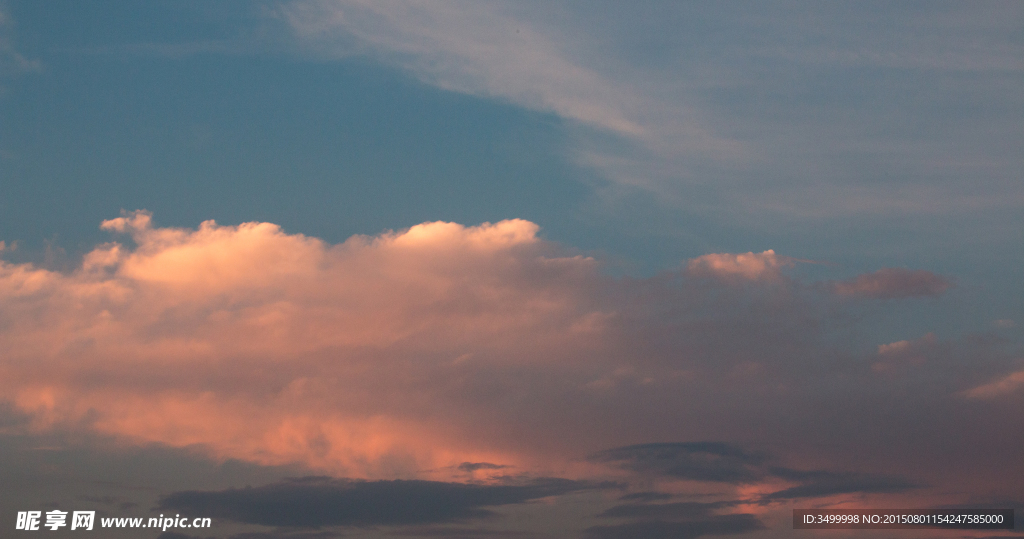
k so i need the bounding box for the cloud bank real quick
[0,212,1020,507]
[589,443,916,501]
[2,211,607,476]
[159,476,598,527]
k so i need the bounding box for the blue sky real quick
[1,2,1022,538]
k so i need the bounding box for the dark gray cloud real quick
[159,476,600,528]
[79,494,139,511]
[591,496,761,539]
[617,492,673,502]
[157,532,345,539]
[224,533,344,539]
[0,401,30,429]
[588,443,768,484]
[457,462,510,473]
[584,514,765,539]
[763,468,919,500]
[391,525,530,537]
[590,442,917,501]
[598,501,737,520]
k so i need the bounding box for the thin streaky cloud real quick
[282,1,646,136]
[961,370,1024,400]
[278,1,1024,222]
[830,268,952,299]
[0,6,41,75]
[280,0,745,201]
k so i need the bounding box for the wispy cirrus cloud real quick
[277,1,1024,223]
[281,0,646,137]
[278,0,745,203]
[0,6,40,76]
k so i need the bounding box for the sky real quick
[0,1,1022,538]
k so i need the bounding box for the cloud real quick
[281,1,645,137]
[388,526,529,538]
[589,442,917,501]
[0,6,41,75]
[457,462,510,473]
[684,250,794,284]
[597,501,737,520]
[1,211,609,476]
[617,492,673,503]
[159,532,341,539]
[584,515,765,539]
[159,476,598,528]
[279,0,745,205]
[277,1,1024,224]
[830,268,952,299]
[590,489,764,539]
[761,469,918,500]
[157,533,211,539]
[588,443,767,484]
[961,370,1024,400]
[871,333,938,373]
[0,212,1019,509]
[0,211,854,480]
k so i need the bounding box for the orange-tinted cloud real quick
[830,268,951,299]
[871,333,936,373]
[684,250,793,284]
[961,369,1024,400]
[1,213,1021,507]
[0,211,607,478]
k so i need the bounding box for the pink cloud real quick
[1,213,1021,505]
[685,250,793,283]
[961,369,1024,400]
[871,333,936,373]
[2,216,829,482]
[830,268,951,299]
[0,211,612,478]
